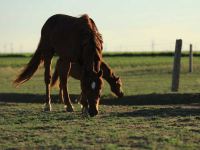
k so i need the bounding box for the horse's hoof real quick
[43,103,52,111]
[81,105,89,115]
[64,105,74,112]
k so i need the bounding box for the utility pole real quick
[151,40,155,51]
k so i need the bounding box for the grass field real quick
[1,54,200,149]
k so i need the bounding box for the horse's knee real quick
[44,74,51,84]
[44,57,53,84]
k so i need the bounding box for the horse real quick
[14,14,103,117]
[51,60,124,105]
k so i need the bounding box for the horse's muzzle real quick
[118,91,124,98]
[89,110,98,117]
[88,107,98,117]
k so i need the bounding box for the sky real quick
[0,0,200,53]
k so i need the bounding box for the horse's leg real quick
[80,92,88,115]
[74,94,81,103]
[59,83,64,103]
[43,54,53,111]
[59,60,74,112]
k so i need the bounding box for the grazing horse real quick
[14,14,103,117]
[51,60,124,105]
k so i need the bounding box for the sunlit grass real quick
[1,55,200,149]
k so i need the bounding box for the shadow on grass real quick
[1,93,200,118]
[101,93,200,106]
[0,93,78,103]
[0,92,200,105]
[108,107,200,118]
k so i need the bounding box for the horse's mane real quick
[79,14,103,71]
[89,18,103,51]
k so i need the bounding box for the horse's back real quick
[41,14,82,61]
[43,14,78,28]
[42,14,80,37]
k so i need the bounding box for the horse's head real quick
[81,69,103,117]
[111,74,124,98]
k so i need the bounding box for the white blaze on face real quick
[91,81,96,90]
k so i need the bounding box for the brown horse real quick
[51,60,124,105]
[14,14,103,117]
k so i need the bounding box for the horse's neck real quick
[82,55,94,71]
[101,61,115,83]
[81,49,94,70]
[82,57,101,73]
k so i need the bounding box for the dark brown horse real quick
[51,60,124,105]
[14,14,103,117]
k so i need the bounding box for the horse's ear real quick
[116,77,120,81]
[114,75,120,81]
[112,73,119,80]
[97,70,103,77]
[111,72,115,77]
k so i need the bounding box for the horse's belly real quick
[56,46,81,63]
[69,63,82,80]
[52,32,80,60]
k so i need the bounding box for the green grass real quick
[1,103,200,149]
[1,55,200,149]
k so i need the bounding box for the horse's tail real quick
[14,38,44,86]
[51,59,59,87]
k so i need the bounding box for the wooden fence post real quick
[171,39,182,92]
[189,44,193,73]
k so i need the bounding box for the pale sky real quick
[0,0,200,53]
